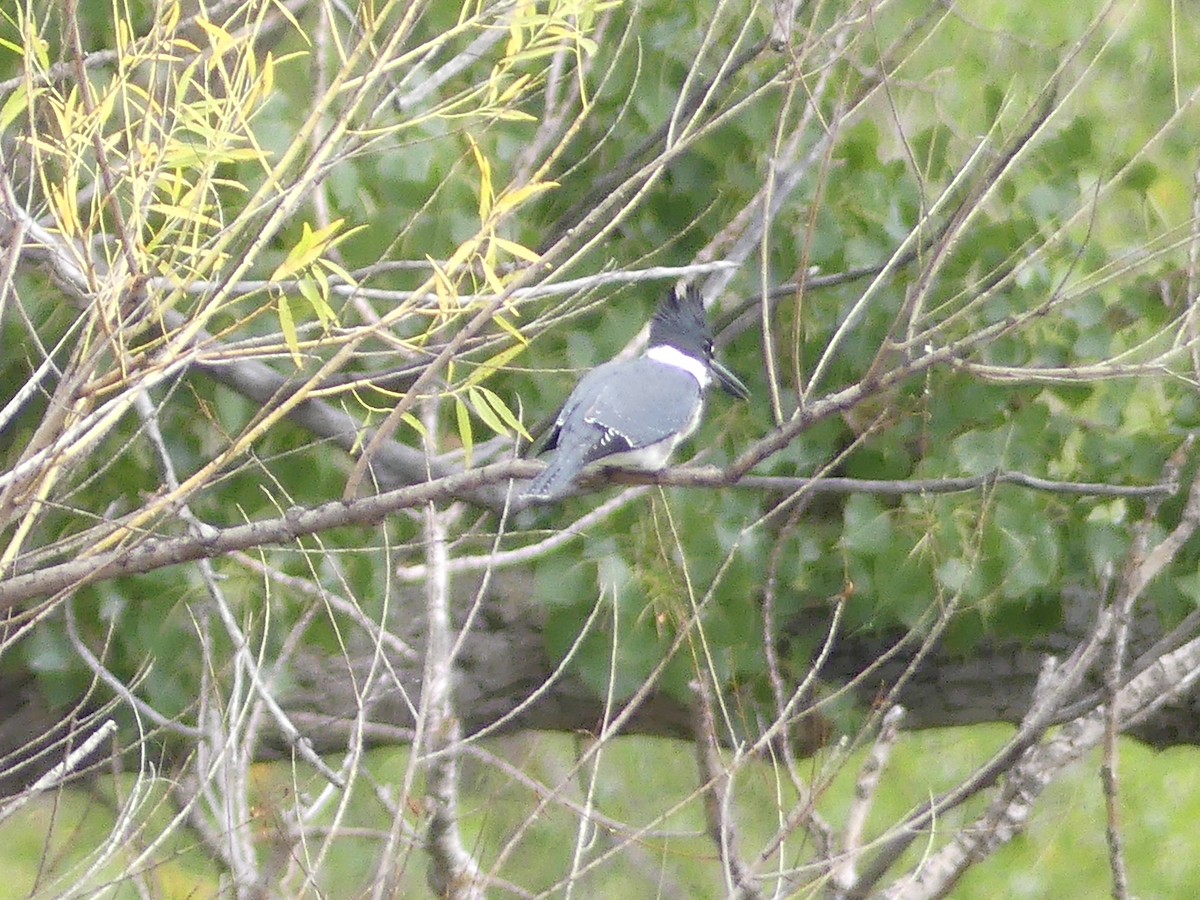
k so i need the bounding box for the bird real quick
[522,284,750,502]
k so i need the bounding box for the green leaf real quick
[476,385,530,439]
[492,182,558,218]
[454,396,474,468]
[319,256,358,287]
[936,557,973,594]
[982,82,1006,123]
[952,428,1008,475]
[297,275,337,328]
[463,340,528,388]
[271,219,363,282]
[0,82,35,133]
[467,134,493,220]
[841,495,893,555]
[1120,160,1158,194]
[467,386,509,436]
[1174,572,1200,608]
[837,120,881,171]
[401,411,427,438]
[278,294,302,367]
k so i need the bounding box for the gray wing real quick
[550,357,701,465]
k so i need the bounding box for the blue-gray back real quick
[550,357,702,464]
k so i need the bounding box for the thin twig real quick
[831,706,906,899]
[870,438,1200,899]
[692,675,762,900]
[395,486,648,580]
[880,628,1200,900]
[2,462,1172,609]
[135,393,345,785]
[0,719,117,825]
[1099,441,1191,900]
[416,399,484,900]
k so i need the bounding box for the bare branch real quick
[0,719,117,826]
[830,706,906,899]
[416,400,484,899]
[692,675,761,900]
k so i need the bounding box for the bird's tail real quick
[522,443,588,502]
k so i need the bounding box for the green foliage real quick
[1,0,1194,723]
[523,0,1196,700]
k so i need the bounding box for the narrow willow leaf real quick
[429,257,458,309]
[480,255,507,294]
[0,83,35,132]
[320,257,358,287]
[492,109,538,123]
[478,385,531,440]
[401,411,427,438]
[491,236,542,263]
[455,396,474,468]
[278,294,302,367]
[492,314,528,345]
[496,73,533,106]
[462,341,527,389]
[443,236,479,275]
[297,276,337,328]
[147,202,221,228]
[30,31,50,71]
[492,181,558,218]
[271,220,349,281]
[467,134,493,220]
[194,16,237,58]
[47,182,80,236]
[468,387,510,437]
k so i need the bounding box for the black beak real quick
[711,358,750,400]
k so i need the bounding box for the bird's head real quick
[649,285,750,400]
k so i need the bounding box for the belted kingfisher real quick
[522,285,750,501]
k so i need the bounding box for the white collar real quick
[645,344,710,386]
